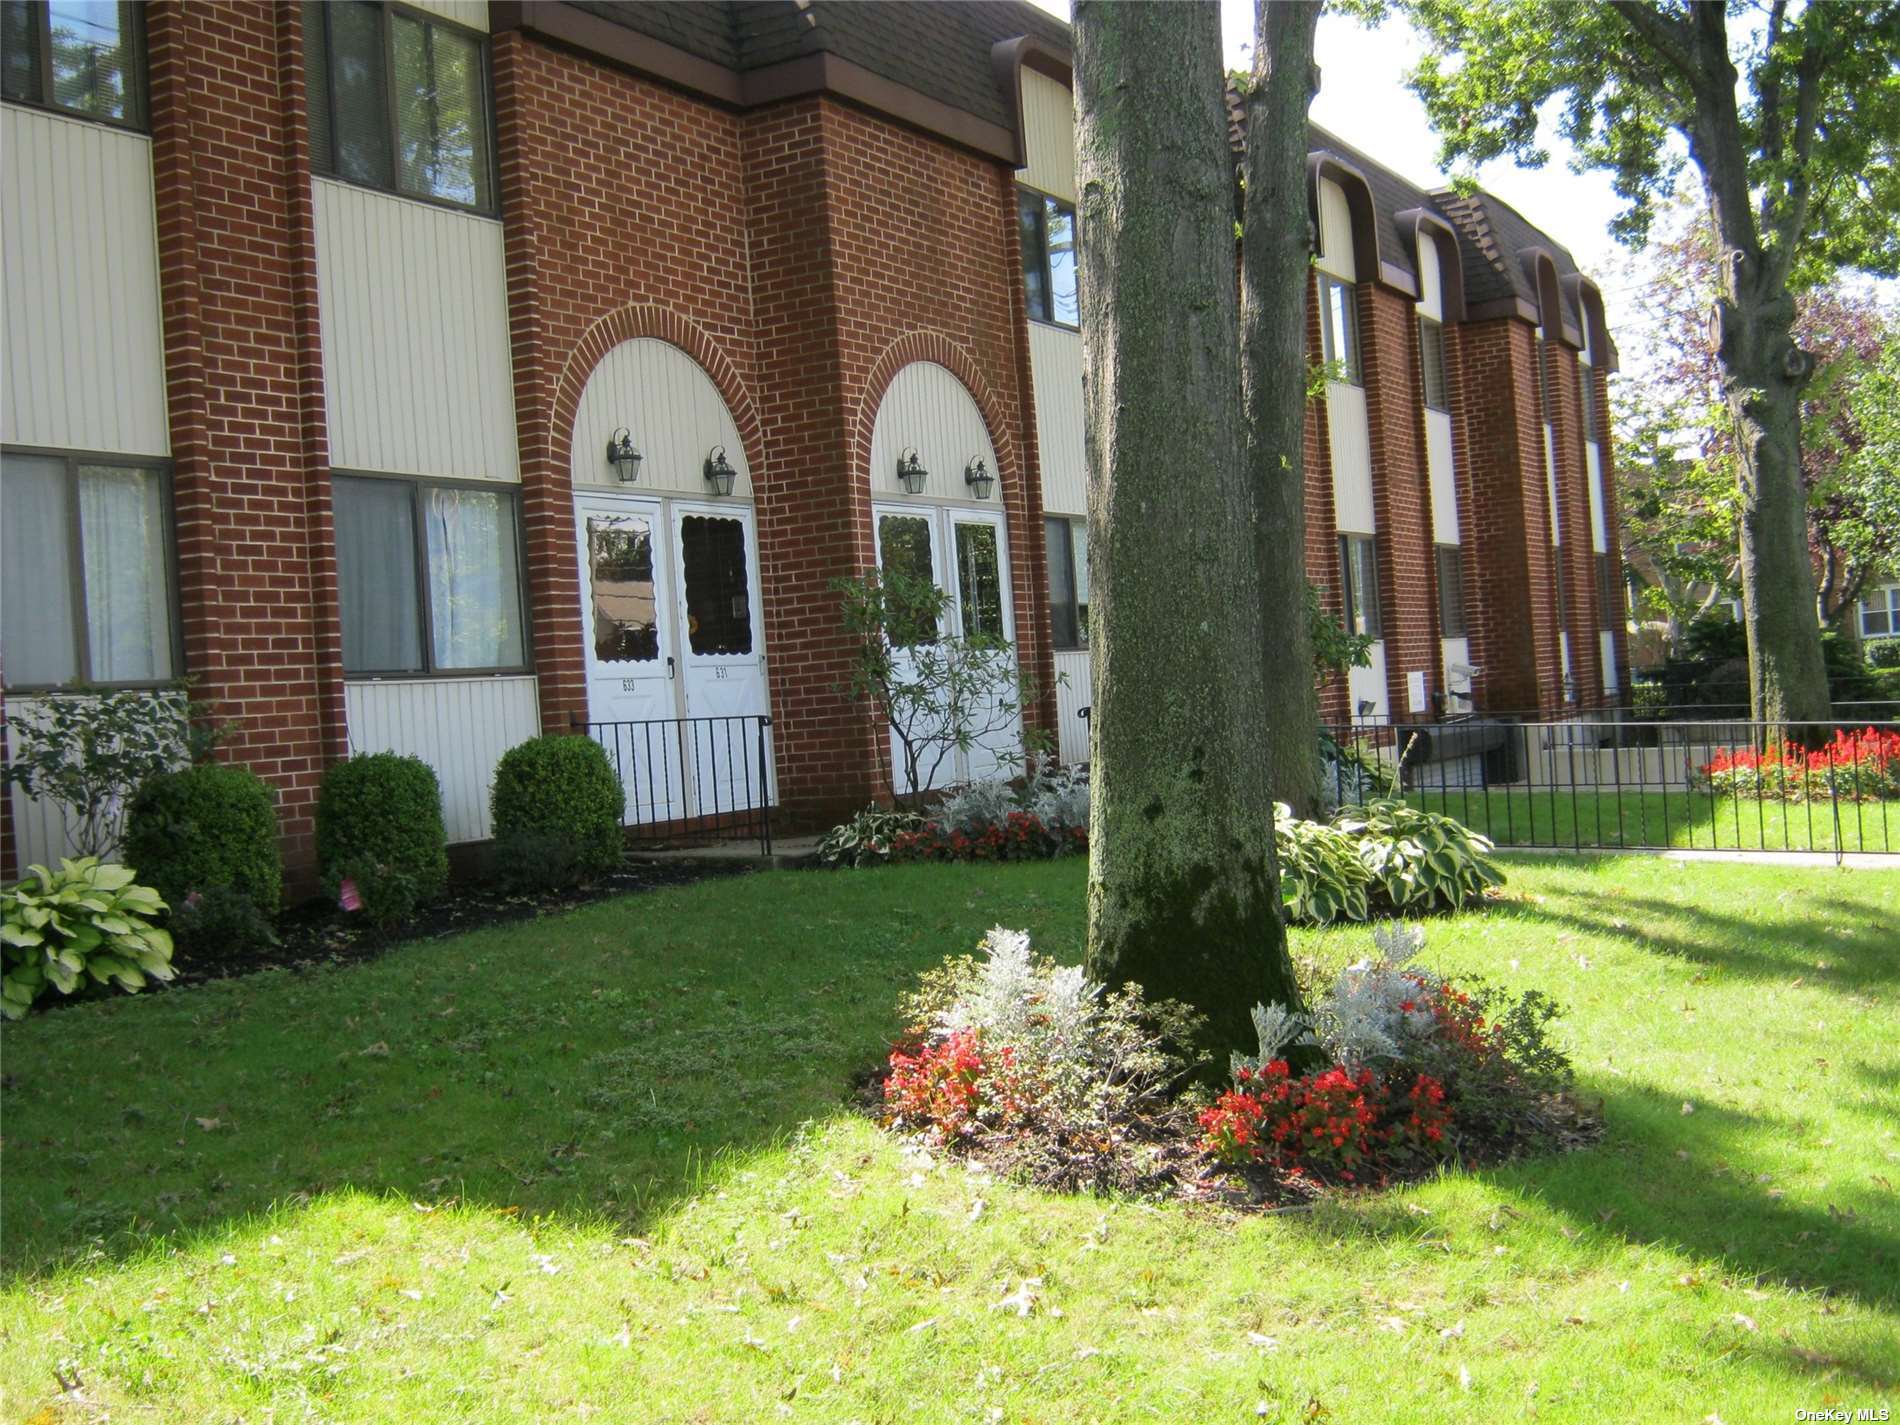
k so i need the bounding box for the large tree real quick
[1397,0,1900,726]
[1073,0,1301,1063]
[1240,0,1326,817]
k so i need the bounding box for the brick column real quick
[1360,284,1435,719]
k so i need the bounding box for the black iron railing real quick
[575,714,773,854]
[1324,716,1900,857]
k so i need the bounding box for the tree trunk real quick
[1074,0,1301,1068]
[1241,0,1323,817]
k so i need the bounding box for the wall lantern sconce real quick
[964,456,994,500]
[897,446,928,494]
[607,427,643,483]
[704,444,737,496]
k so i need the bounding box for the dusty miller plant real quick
[834,569,1042,810]
[1,685,218,859]
[1240,925,1446,1075]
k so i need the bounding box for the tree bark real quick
[1241,0,1323,816]
[1074,0,1301,1068]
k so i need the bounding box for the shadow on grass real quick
[0,862,1090,1283]
[1490,888,1900,992]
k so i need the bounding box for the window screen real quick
[1579,361,1599,443]
[1019,189,1078,328]
[1434,544,1466,639]
[1,0,142,124]
[335,474,423,673]
[1319,275,1361,385]
[954,521,1004,642]
[1339,534,1381,639]
[1419,317,1448,411]
[1596,551,1623,628]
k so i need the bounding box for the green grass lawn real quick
[1407,784,1900,853]
[2,857,1896,1422]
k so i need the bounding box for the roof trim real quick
[493,1,1020,164]
[1394,206,1466,322]
[1563,273,1618,372]
[1307,152,1417,297]
[1518,247,1584,349]
[990,35,1072,170]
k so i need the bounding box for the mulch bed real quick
[160,860,751,990]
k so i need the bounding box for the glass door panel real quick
[672,504,772,815]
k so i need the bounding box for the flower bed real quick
[1699,726,1900,801]
[875,924,1597,1208]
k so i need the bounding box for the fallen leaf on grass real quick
[992,1279,1042,1317]
[907,1316,938,1334]
[358,1041,390,1058]
[1376,1315,1407,1334]
[1246,1331,1282,1350]
[194,1117,223,1132]
[1731,1313,1757,1332]
[1680,1101,1696,1116]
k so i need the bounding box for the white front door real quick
[577,493,686,822]
[872,503,1020,795]
[669,501,773,815]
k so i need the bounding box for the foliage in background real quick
[0,686,220,860]
[819,761,1091,869]
[1307,581,1375,682]
[2,858,173,1019]
[318,753,450,929]
[833,569,1042,810]
[489,736,625,891]
[124,765,282,956]
[1699,726,1900,802]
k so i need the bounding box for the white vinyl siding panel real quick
[1543,423,1560,544]
[315,179,518,481]
[1019,70,1074,204]
[571,338,752,497]
[1585,439,1608,553]
[1029,322,1085,515]
[1,105,168,457]
[1425,409,1459,545]
[1327,381,1375,535]
[1054,648,1091,764]
[1599,630,1619,693]
[1415,236,1443,323]
[869,362,999,506]
[344,674,539,843]
[402,0,489,30]
[1316,177,1355,282]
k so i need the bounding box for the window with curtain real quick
[334,474,526,676]
[1338,534,1381,639]
[1319,274,1361,385]
[1044,515,1088,650]
[1434,544,1466,639]
[1,451,175,689]
[1018,189,1078,328]
[1419,316,1449,411]
[0,0,144,127]
[304,1,494,212]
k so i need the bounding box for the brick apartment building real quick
[0,0,1627,885]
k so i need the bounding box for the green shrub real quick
[2,858,174,1019]
[1867,638,1900,670]
[817,806,928,868]
[1331,799,1504,913]
[490,736,624,889]
[1274,802,1372,925]
[317,753,449,927]
[125,764,281,954]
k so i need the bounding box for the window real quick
[678,515,753,657]
[1338,534,1381,639]
[1597,551,1623,627]
[304,2,494,212]
[334,474,526,675]
[1018,189,1078,328]
[1859,587,1900,639]
[1434,544,1466,639]
[1318,274,1360,386]
[1,450,175,688]
[0,1,144,126]
[1535,333,1552,424]
[1044,515,1089,650]
[1579,361,1599,443]
[1419,316,1449,411]
[877,512,939,647]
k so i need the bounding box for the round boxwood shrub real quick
[490,735,625,889]
[125,764,282,954]
[317,753,449,928]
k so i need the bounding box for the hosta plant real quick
[1332,799,1502,912]
[1274,802,1372,925]
[815,806,927,867]
[2,858,174,1019]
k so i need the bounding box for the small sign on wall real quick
[1407,670,1427,714]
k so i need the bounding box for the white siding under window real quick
[344,675,540,843]
[1054,649,1091,763]
[1031,323,1086,516]
[1328,382,1376,534]
[314,179,518,481]
[402,0,489,29]
[1316,177,1356,282]
[1,105,168,456]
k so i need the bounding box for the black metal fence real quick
[577,714,773,854]
[1325,716,1900,856]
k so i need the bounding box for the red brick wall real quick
[1360,284,1436,719]
[145,0,340,888]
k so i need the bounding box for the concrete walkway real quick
[629,835,825,871]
